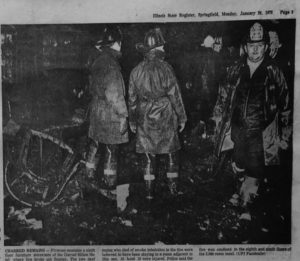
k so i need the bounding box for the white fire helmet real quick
[244,22,268,43]
[269,31,282,58]
[201,35,215,48]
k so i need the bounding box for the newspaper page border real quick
[0,0,299,260]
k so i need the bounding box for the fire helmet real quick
[269,31,282,58]
[96,26,123,47]
[201,35,215,48]
[243,22,269,44]
[136,28,166,53]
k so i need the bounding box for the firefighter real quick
[227,22,291,218]
[198,34,228,125]
[85,26,128,195]
[128,28,187,199]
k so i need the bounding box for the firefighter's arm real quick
[166,66,187,132]
[104,70,128,133]
[105,73,128,117]
[128,71,138,133]
[275,67,291,149]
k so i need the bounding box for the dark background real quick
[2,20,295,127]
[1,20,295,245]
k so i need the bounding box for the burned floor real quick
[3,124,292,246]
[2,21,294,246]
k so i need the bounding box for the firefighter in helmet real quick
[128,28,187,199]
[228,22,291,218]
[85,26,128,196]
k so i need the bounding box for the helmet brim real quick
[135,42,165,53]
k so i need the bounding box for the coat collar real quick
[240,55,270,69]
[98,46,122,59]
[145,49,166,61]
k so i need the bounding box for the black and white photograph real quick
[2,19,295,246]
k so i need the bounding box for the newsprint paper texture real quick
[0,0,299,260]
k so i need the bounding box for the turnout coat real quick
[213,57,291,166]
[128,50,187,154]
[87,47,128,144]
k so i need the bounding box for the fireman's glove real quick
[179,122,186,133]
[120,117,128,135]
[232,161,245,174]
[129,122,136,133]
[279,139,288,150]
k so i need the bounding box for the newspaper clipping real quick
[0,0,298,260]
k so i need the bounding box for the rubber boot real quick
[239,175,259,221]
[103,144,118,189]
[143,153,156,200]
[229,162,246,206]
[240,176,259,208]
[166,152,180,196]
[85,140,98,190]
